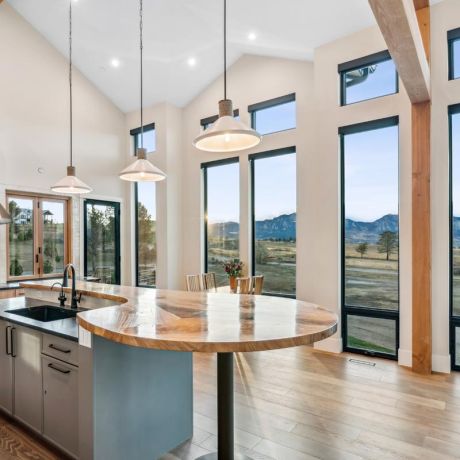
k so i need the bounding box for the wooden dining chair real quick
[185,274,203,292]
[237,277,252,294]
[202,272,217,292]
[251,275,264,295]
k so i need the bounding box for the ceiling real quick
[8,0,443,113]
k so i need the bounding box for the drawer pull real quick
[48,363,70,374]
[5,326,11,356]
[49,344,71,354]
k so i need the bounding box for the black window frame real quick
[248,93,296,135]
[339,50,399,106]
[200,110,239,130]
[249,146,297,299]
[132,124,157,288]
[448,28,460,81]
[83,199,121,285]
[449,103,460,370]
[340,116,400,360]
[201,157,240,274]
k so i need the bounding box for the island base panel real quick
[89,335,193,460]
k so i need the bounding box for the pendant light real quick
[193,0,261,153]
[0,204,11,225]
[51,0,92,194]
[119,0,166,182]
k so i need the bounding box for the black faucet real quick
[51,282,67,307]
[63,263,80,309]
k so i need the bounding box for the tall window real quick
[84,200,121,285]
[7,193,70,279]
[339,51,398,106]
[250,148,296,297]
[131,124,157,287]
[340,117,399,358]
[202,158,239,287]
[249,94,296,135]
[448,28,460,80]
[450,104,460,369]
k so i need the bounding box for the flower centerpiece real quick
[223,259,244,292]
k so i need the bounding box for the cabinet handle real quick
[48,363,71,374]
[48,344,71,354]
[10,327,16,358]
[5,326,11,356]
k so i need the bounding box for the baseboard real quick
[432,353,451,374]
[313,336,342,353]
[398,348,412,368]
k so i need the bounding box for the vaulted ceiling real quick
[7,0,443,112]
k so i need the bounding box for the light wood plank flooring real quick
[2,347,460,460]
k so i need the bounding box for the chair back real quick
[185,274,203,292]
[202,272,217,292]
[237,277,251,294]
[252,275,264,295]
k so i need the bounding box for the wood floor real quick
[2,347,460,460]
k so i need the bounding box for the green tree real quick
[88,206,105,274]
[10,259,23,276]
[356,242,368,259]
[255,241,269,264]
[137,203,156,268]
[377,231,398,261]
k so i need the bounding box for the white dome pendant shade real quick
[51,166,92,194]
[51,0,92,195]
[193,99,261,153]
[193,0,261,153]
[119,0,166,183]
[0,203,11,225]
[119,148,166,182]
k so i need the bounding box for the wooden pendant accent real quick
[412,101,431,374]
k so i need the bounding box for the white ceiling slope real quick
[8,0,443,113]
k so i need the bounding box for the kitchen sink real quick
[5,305,83,322]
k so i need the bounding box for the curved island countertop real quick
[21,280,338,353]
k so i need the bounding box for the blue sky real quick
[344,125,399,222]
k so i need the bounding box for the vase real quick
[229,276,237,293]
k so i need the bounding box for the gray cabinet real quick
[13,325,42,432]
[42,356,79,457]
[0,319,13,414]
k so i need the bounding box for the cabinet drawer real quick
[42,334,79,367]
[42,356,79,457]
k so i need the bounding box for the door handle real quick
[48,363,71,374]
[10,327,16,358]
[5,326,11,356]
[48,344,71,354]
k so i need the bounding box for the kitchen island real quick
[11,280,337,460]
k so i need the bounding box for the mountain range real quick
[209,213,399,243]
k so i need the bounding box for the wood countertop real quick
[21,280,338,353]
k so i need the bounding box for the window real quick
[250,147,296,297]
[131,124,157,288]
[84,200,120,285]
[340,117,399,359]
[249,94,296,135]
[339,51,398,106]
[200,109,239,130]
[7,193,70,279]
[202,158,239,287]
[448,28,460,80]
[450,104,460,369]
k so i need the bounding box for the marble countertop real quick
[0,296,79,342]
[21,280,338,353]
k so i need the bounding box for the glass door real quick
[84,200,120,285]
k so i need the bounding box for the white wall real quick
[0,3,129,283]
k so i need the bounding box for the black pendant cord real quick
[223,0,227,101]
[140,0,144,149]
[69,0,73,167]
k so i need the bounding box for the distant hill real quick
[345,214,398,243]
[209,213,400,243]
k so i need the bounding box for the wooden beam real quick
[413,0,429,9]
[368,0,430,103]
[412,101,431,374]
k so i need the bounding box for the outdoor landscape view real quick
[8,197,66,278]
[343,123,399,355]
